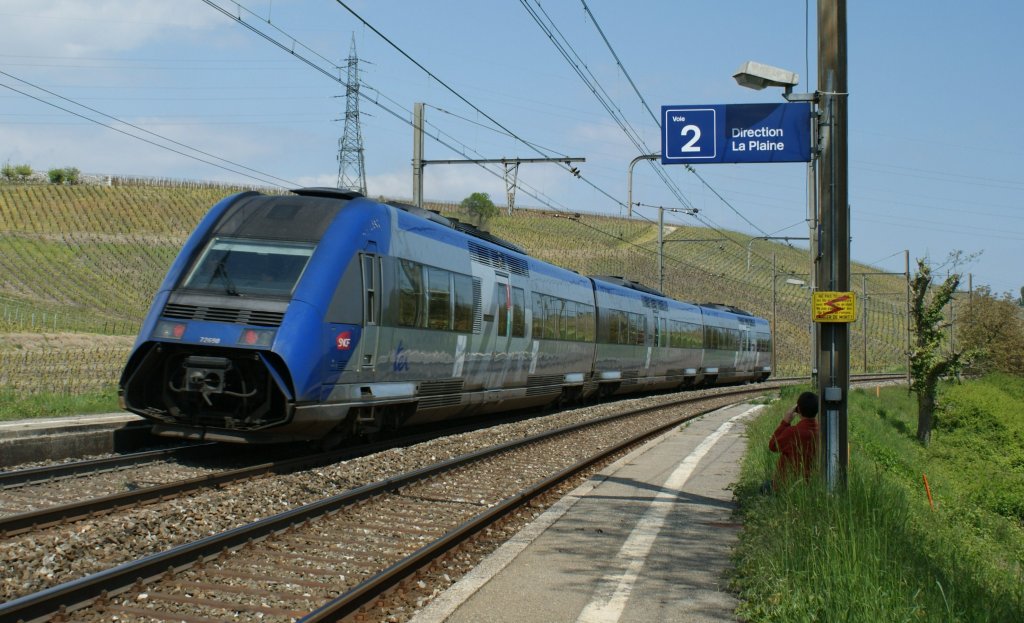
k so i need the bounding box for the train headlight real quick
[154,320,187,340]
[238,328,275,347]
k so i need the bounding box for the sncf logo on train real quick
[336,331,353,350]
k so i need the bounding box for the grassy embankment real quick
[1,183,910,418]
[733,374,1024,622]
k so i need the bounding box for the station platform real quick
[411,402,763,623]
[0,412,150,467]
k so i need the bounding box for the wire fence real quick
[0,348,128,395]
[1,303,139,335]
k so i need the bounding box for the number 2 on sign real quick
[679,124,701,152]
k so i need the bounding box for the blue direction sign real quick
[661,103,811,164]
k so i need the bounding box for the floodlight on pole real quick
[733,61,816,103]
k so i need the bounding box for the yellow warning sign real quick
[812,291,857,323]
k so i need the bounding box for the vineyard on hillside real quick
[0,182,911,396]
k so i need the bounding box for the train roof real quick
[589,275,665,297]
[291,187,363,201]
[292,187,528,256]
[699,302,758,317]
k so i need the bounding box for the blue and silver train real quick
[119,188,771,444]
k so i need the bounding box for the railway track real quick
[0,375,897,618]
[1,385,776,623]
[0,396,673,539]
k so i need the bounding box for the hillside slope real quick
[0,183,910,394]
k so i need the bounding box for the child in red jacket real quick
[766,391,819,491]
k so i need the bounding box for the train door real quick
[652,314,668,372]
[486,274,512,389]
[359,253,382,371]
[736,322,754,371]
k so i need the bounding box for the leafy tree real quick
[48,167,81,185]
[957,286,1024,376]
[909,256,972,445]
[2,162,33,182]
[460,191,498,225]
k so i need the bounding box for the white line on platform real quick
[574,405,762,623]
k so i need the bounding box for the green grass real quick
[732,379,1024,622]
[0,389,119,421]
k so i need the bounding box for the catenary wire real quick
[0,73,295,188]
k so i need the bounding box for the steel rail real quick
[0,384,775,623]
[0,427,453,537]
[0,443,217,488]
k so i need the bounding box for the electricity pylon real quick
[336,35,366,194]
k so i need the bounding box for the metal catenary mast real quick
[336,35,367,194]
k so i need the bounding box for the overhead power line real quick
[0,69,296,188]
[203,0,757,289]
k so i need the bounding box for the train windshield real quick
[183,237,315,297]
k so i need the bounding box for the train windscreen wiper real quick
[210,258,240,296]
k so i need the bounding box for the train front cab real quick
[120,189,373,443]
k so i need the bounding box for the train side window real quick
[544,296,559,340]
[496,283,510,337]
[601,309,613,344]
[690,322,704,348]
[362,255,377,325]
[706,326,721,349]
[453,273,473,333]
[531,292,544,338]
[610,310,625,344]
[398,260,424,328]
[579,304,595,342]
[563,301,577,341]
[427,267,452,330]
[512,287,526,337]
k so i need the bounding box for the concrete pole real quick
[658,206,664,292]
[412,102,424,208]
[905,250,912,386]
[771,252,777,375]
[816,0,850,490]
[808,158,819,387]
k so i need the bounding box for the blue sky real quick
[2,1,1022,296]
